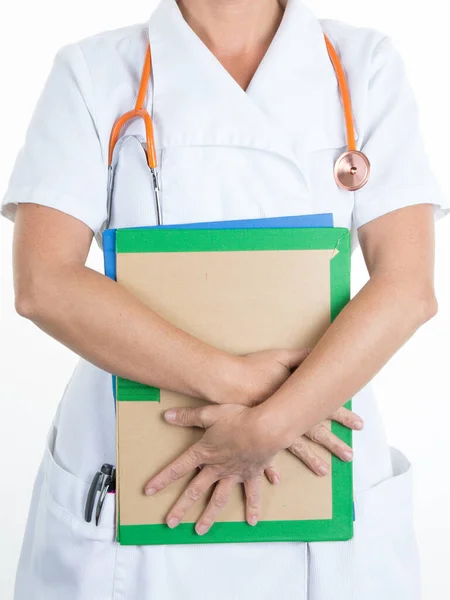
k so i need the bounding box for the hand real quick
[144,404,363,535]
[144,404,284,534]
[285,406,363,477]
[226,348,311,407]
[264,406,364,482]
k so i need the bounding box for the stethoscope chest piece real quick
[334,150,371,192]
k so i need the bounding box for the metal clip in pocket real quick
[84,463,116,526]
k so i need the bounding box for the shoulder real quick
[319,18,410,112]
[76,22,148,60]
[35,23,151,173]
[320,17,389,62]
[320,17,386,45]
[319,18,405,90]
[49,22,149,94]
[48,23,150,137]
[318,19,415,145]
[54,22,149,74]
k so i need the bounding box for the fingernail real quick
[248,516,258,526]
[164,409,176,422]
[353,421,364,430]
[318,465,329,476]
[196,524,208,535]
[342,451,353,461]
[167,517,179,529]
[272,474,280,485]
[145,487,157,496]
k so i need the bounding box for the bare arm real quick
[13,204,227,400]
[13,203,309,407]
[144,203,438,531]
[255,203,437,441]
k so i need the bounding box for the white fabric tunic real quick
[2,0,449,598]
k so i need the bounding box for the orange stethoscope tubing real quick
[323,34,356,152]
[324,34,371,191]
[108,44,155,168]
[106,44,163,227]
[106,34,370,227]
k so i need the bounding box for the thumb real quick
[264,463,281,485]
[163,405,216,429]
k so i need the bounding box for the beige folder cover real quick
[116,248,337,527]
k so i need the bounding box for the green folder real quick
[113,226,352,545]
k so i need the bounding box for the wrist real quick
[249,402,296,451]
[198,351,249,405]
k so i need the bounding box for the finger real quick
[244,476,263,526]
[306,425,353,462]
[264,463,281,485]
[289,436,330,476]
[277,347,312,371]
[195,477,237,535]
[163,405,216,429]
[145,443,205,496]
[330,406,364,431]
[165,467,218,529]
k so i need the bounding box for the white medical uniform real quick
[2,0,449,598]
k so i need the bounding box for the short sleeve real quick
[353,36,450,229]
[1,43,107,233]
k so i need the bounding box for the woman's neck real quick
[177,0,284,89]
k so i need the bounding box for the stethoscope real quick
[107,34,370,228]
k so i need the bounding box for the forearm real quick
[254,272,437,444]
[17,263,237,402]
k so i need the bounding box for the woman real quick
[3,0,448,598]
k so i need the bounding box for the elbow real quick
[14,277,47,321]
[410,286,438,327]
[15,262,78,322]
[423,293,439,322]
[15,289,41,321]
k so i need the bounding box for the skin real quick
[146,203,437,533]
[14,204,360,483]
[13,0,437,535]
[142,2,438,533]
[177,0,285,91]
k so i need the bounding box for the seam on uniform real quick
[305,543,311,599]
[75,42,106,168]
[2,184,105,234]
[356,182,439,198]
[372,34,391,57]
[111,542,121,600]
[79,23,148,46]
[354,183,444,210]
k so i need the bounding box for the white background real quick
[0,1,449,598]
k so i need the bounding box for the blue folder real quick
[103,213,334,281]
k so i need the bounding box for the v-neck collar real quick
[147,0,358,163]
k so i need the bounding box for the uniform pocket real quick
[307,446,421,600]
[352,446,421,600]
[15,423,122,600]
[43,422,116,539]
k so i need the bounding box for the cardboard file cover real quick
[112,227,352,545]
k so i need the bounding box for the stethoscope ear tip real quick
[334,150,371,192]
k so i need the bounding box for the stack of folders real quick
[102,214,353,546]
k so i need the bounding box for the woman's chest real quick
[108,133,356,230]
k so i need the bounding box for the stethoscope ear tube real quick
[105,137,163,229]
[150,167,163,225]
